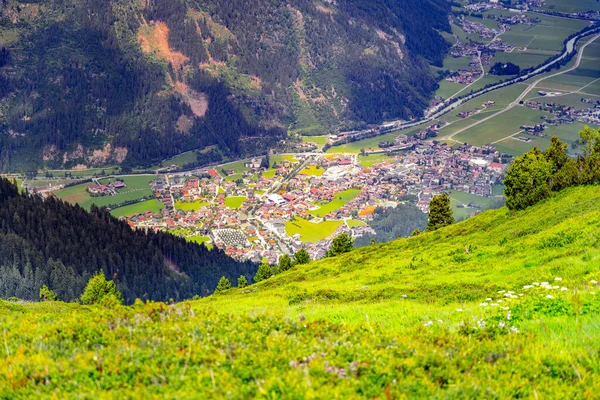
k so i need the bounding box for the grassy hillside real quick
[2,186,600,397]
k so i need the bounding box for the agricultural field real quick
[160,151,197,168]
[358,153,398,168]
[224,196,246,209]
[435,80,467,100]
[110,199,164,218]
[540,0,600,13]
[301,136,328,146]
[449,190,504,221]
[285,218,343,243]
[453,106,550,146]
[308,188,361,218]
[55,176,158,210]
[175,200,210,212]
[298,166,325,176]
[345,219,366,228]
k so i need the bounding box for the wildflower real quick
[518,293,524,296]
[497,300,503,303]
[490,303,498,307]
[560,287,567,291]
[591,292,596,295]
[438,320,443,323]
[498,290,506,294]
[523,285,533,289]
[456,308,463,312]
[510,326,519,333]
[485,298,492,301]
[554,277,562,281]
[507,311,511,320]
[480,302,488,307]
[477,320,486,328]
[424,320,433,327]
[532,282,540,286]
[541,282,549,286]
[546,295,553,299]
[498,321,505,328]
[590,280,598,284]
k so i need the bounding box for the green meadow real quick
[308,188,361,217]
[285,217,343,243]
[2,186,600,397]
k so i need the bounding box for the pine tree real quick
[39,285,58,302]
[237,275,248,288]
[294,249,311,265]
[426,194,453,231]
[254,263,272,282]
[326,234,354,257]
[80,271,123,305]
[214,276,231,293]
[278,254,293,273]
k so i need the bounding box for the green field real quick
[261,169,277,179]
[224,196,246,209]
[175,200,210,212]
[301,135,328,146]
[358,153,397,168]
[449,190,503,221]
[55,176,158,210]
[346,219,366,228]
[453,106,549,146]
[161,151,197,168]
[435,80,467,100]
[187,235,211,246]
[110,199,164,218]
[540,0,600,13]
[308,188,361,217]
[4,187,600,397]
[298,166,325,176]
[285,217,343,243]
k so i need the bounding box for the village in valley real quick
[11,0,600,265]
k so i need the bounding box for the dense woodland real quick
[0,178,256,303]
[0,0,450,172]
[354,203,427,247]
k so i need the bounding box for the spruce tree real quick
[294,249,311,265]
[254,263,272,282]
[237,275,248,288]
[80,271,123,305]
[215,276,232,293]
[278,254,293,273]
[426,194,453,231]
[326,234,354,257]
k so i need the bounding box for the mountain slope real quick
[0,178,256,303]
[1,185,599,397]
[0,0,450,172]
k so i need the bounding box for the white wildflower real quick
[546,295,554,299]
[560,287,567,291]
[541,282,549,286]
[485,298,492,301]
[507,311,511,320]
[523,285,533,289]
[491,303,499,307]
[518,293,524,297]
[438,320,443,323]
[590,280,598,284]
[497,300,503,303]
[477,320,486,328]
[498,321,506,328]
[554,277,562,281]
[510,326,519,333]
[480,302,489,307]
[553,285,560,289]
[532,282,540,286]
[498,290,506,294]
[456,308,463,312]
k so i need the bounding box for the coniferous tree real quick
[215,276,232,293]
[294,249,311,265]
[237,275,248,288]
[426,194,453,231]
[326,234,354,257]
[80,272,123,305]
[278,254,293,273]
[39,285,58,302]
[254,263,272,282]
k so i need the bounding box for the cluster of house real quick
[87,180,126,196]
[520,124,547,137]
[457,17,501,40]
[446,69,483,85]
[457,101,496,119]
[524,98,600,126]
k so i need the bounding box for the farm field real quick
[299,166,325,176]
[449,190,503,221]
[285,218,343,243]
[161,151,197,168]
[493,51,550,70]
[301,135,327,146]
[110,199,164,218]
[224,196,246,209]
[358,153,398,168]
[55,176,157,210]
[453,106,549,146]
[345,219,366,228]
[435,80,466,100]
[175,200,210,212]
[308,188,361,218]
[540,0,600,13]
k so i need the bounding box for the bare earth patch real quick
[138,21,189,69]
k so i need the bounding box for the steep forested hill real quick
[0,0,449,172]
[0,177,256,303]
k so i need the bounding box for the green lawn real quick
[358,153,397,168]
[301,136,328,146]
[224,196,246,209]
[187,235,211,246]
[299,166,325,176]
[161,151,197,168]
[285,218,343,243]
[261,169,277,179]
[110,199,164,218]
[346,219,366,228]
[175,200,210,212]
[308,188,361,217]
[435,80,467,100]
